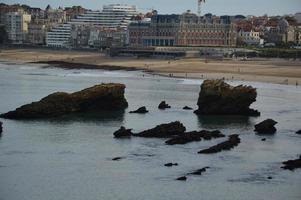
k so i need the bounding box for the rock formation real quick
[296,130,301,135]
[113,126,133,138]
[198,134,241,154]
[129,106,149,114]
[0,121,2,134]
[188,167,210,175]
[281,156,301,171]
[165,130,225,145]
[194,79,260,116]
[0,83,128,119]
[164,163,178,167]
[112,157,125,161]
[176,176,187,181]
[158,101,171,109]
[254,119,277,134]
[183,106,193,110]
[133,121,186,138]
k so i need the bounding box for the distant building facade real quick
[128,11,237,47]
[46,4,137,48]
[5,11,31,43]
[27,20,47,45]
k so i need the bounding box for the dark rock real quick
[281,156,301,171]
[0,121,2,134]
[194,79,260,116]
[176,176,187,181]
[164,163,178,167]
[183,106,193,110]
[113,126,132,138]
[165,130,225,145]
[133,121,186,138]
[0,83,128,119]
[198,134,241,154]
[158,101,171,109]
[296,130,301,135]
[198,130,225,140]
[267,176,273,179]
[188,167,210,175]
[254,119,278,134]
[112,157,124,161]
[129,106,149,114]
[261,138,266,141]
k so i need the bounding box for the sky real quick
[2,0,301,16]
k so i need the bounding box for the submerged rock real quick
[158,101,171,109]
[133,121,186,138]
[113,126,132,138]
[296,130,301,135]
[188,167,210,175]
[112,157,124,161]
[183,106,193,110]
[165,130,225,145]
[194,79,260,116]
[0,83,128,119]
[176,176,187,181]
[129,106,149,114]
[164,163,178,167]
[281,156,301,171]
[254,119,278,134]
[198,134,241,154]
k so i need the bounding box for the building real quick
[5,11,31,43]
[70,24,91,48]
[65,6,86,21]
[46,23,71,47]
[89,27,127,48]
[264,17,299,45]
[128,11,237,47]
[45,5,66,24]
[0,4,23,24]
[69,4,137,29]
[46,4,137,48]
[238,29,261,45]
[27,20,47,45]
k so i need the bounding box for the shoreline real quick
[0,48,301,86]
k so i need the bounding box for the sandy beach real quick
[0,48,301,85]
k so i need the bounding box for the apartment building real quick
[5,11,31,43]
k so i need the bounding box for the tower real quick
[198,0,206,17]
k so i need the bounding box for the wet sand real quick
[0,48,301,85]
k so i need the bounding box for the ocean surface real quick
[0,62,300,200]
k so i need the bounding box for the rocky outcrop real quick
[129,106,149,114]
[0,121,2,134]
[0,83,128,119]
[296,130,301,135]
[112,157,125,161]
[281,156,301,171]
[158,101,171,109]
[194,80,260,116]
[254,119,277,134]
[165,130,225,145]
[198,134,241,154]
[188,167,210,175]
[183,106,193,110]
[113,126,133,138]
[164,163,178,167]
[176,176,187,181]
[133,121,186,138]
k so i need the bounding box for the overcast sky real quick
[2,0,301,16]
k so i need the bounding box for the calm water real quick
[0,62,300,200]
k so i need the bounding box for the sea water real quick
[0,62,300,200]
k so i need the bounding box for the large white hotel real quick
[46,4,137,48]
